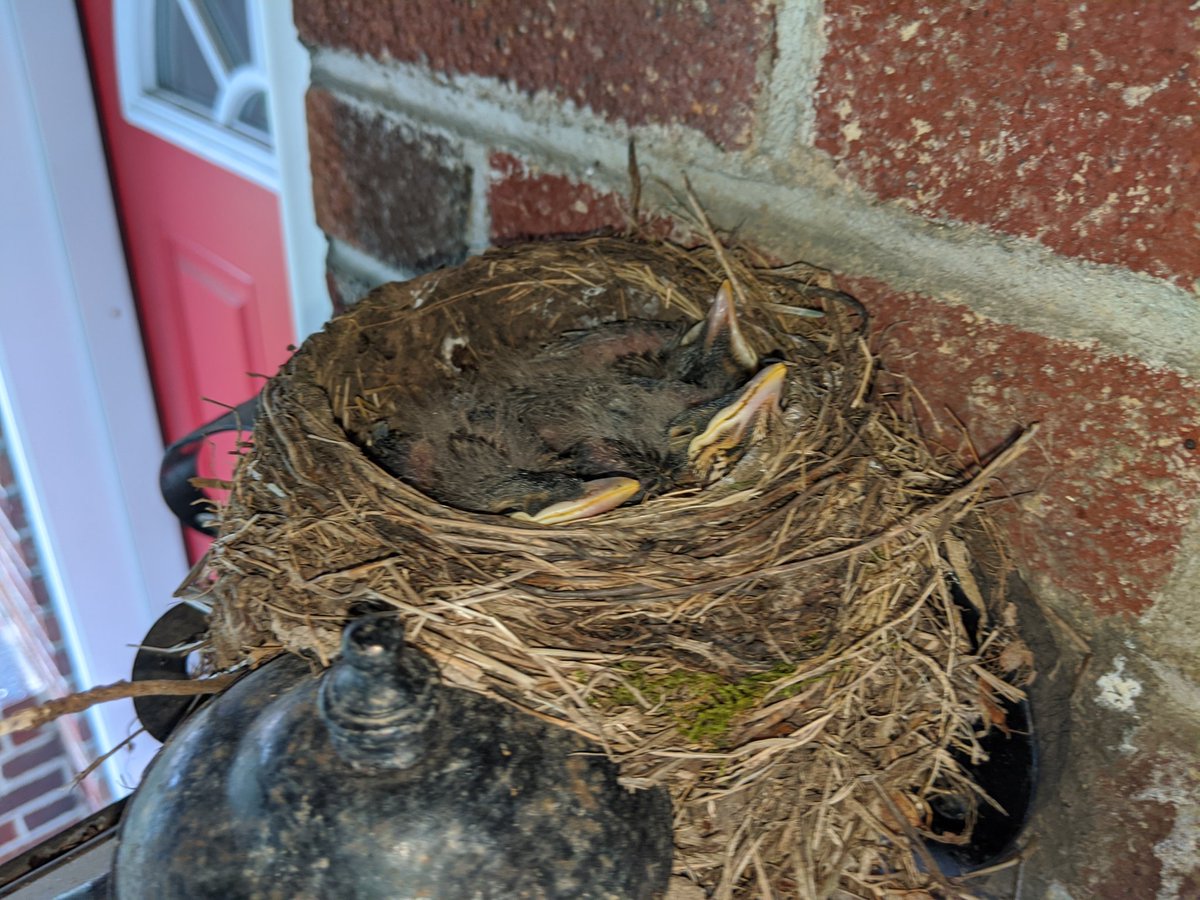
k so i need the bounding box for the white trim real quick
[176,0,230,86]
[1,0,190,788]
[259,0,332,340]
[114,0,279,191]
[216,65,268,125]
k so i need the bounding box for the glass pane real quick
[154,0,218,111]
[234,91,271,142]
[200,0,252,70]
[0,415,112,863]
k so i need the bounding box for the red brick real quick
[17,536,40,573]
[2,696,37,719]
[0,533,28,581]
[307,88,471,272]
[295,0,774,149]
[29,576,53,611]
[489,153,627,242]
[39,608,62,645]
[0,769,66,816]
[853,277,1200,617]
[21,794,80,832]
[325,263,380,317]
[0,445,14,491]
[1,734,65,780]
[0,817,16,849]
[52,648,73,680]
[73,715,93,746]
[816,3,1200,285]
[0,492,27,533]
[8,720,45,747]
[9,729,40,748]
[1074,753,1198,898]
[0,542,34,585]
[488,153,687,244]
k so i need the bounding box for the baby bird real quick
[518,372,714,495]
[524,280,774,491]
[673,361,787,486]
[534,280,759,395]
[665,280,759,391]
[509,361,786,499]
[369,394,638,524]
[368,280,783,524]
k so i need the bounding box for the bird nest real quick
[188,236,1034,899]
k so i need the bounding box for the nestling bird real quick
[525,362,786,496]
[534,280,759,394]
[523,280,774,493]
[369,393,640,523]
[366,280,784,523]
[673,361,786,486]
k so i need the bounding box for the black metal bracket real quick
[131,602,214,743]
[158,395,259,536]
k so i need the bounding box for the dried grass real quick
[184,236,1033,898]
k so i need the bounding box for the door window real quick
[116,0,278,188]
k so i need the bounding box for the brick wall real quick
[0,433,109,863]
[294,2,1200,895]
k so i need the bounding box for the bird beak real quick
[682,280,758,371]
[511,476,641,525]
[687,362,786,466]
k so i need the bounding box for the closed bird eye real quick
[669,424,696,439]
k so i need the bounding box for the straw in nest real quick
[183,236,1035,898]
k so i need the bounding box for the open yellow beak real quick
[688,362,787,463]
[704,280,757,370]
[510,476,641,525]
[680,279,758,372]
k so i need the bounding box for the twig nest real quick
[190,237,1031,898]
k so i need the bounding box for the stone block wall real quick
[293,2,1199,895]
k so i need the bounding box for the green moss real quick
[592,661,812,749]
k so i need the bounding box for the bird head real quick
[669,361,787,486]
[671,280,759,390]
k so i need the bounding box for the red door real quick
[79,0,296,559]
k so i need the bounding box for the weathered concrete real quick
[310,49,1200,378]
[756,0,825,153]
[295,0,776,150]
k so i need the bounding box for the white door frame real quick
[114,0,278,190]
[1,0,185,787]
[0,0,328,791]
[258,0,331,341]
[111,0,331,342]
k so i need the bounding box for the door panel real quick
[79,0,296,559]
[170,236,264,420]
